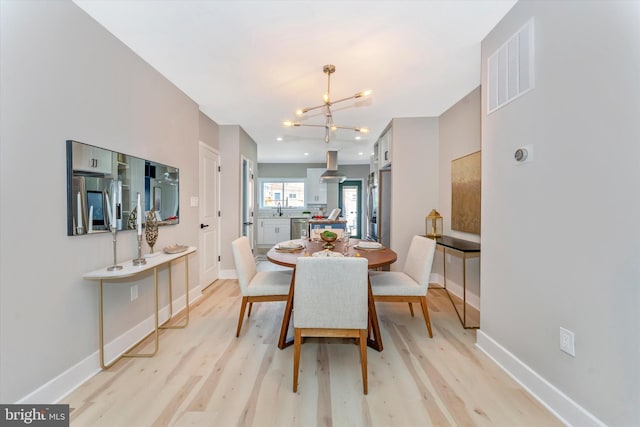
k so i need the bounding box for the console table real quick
[433,236,480,329]
[83,246,196,369]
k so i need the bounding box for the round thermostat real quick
[514,148,528,162]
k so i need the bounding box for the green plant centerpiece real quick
[320,230,338,249]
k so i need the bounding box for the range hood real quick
[320,151,347,183]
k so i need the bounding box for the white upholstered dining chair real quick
[292,256,369,394]
[231,236,292,337]
[369,235,437,338]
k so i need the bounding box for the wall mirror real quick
[66,140,179,236]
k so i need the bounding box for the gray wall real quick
[0,2,201,403]
[480,2,639,425]
[436,86,481,303]
[199,111,219,149]
[219,125,258,274]
[389,117,439,270]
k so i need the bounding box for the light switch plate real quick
[190,196,199,207]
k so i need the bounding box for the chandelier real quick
[283,64,371,143]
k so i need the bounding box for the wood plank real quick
[65,277,563,427]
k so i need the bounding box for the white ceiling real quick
[73,0,515,165]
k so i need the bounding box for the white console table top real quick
[83,246,197,280]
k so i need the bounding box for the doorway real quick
[199,142,220,289]
[338,180,362,238]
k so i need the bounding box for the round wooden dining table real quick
[267,238,397,352]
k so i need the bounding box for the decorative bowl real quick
[320,231,338,249]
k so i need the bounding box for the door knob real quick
[200,224,209,229]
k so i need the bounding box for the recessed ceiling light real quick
[358,152,364,156]
[276,137,283,141]
[355,136,361,140]
[303,152,309,156]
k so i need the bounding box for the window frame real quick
[258,178,306,208]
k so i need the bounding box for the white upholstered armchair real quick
[369,235,437,338]
[292,256,370,394]
[231,237,292,337]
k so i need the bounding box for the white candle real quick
[88,205,93,233]
[105,193,112,228]
[77,192,83,231]
[136,193,142,235]
[111,183,117,229]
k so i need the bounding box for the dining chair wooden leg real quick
[408,303,414,317]
[359,329,368,395]
[236,296,249,337]
[293,328,302,392]
[419,296,433,338]
[247,302,253,317]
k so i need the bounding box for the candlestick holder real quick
[107,227,123,271]
[133,234,147,266]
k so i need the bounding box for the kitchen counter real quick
[308,219,347,224]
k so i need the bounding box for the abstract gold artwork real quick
[452,151,481,234]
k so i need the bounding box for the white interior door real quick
[242,157,255,251]
[199,142,219,288]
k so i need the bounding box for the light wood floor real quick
[64,278,562,427]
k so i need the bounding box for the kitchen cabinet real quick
[257,218,291,245]
[72,143,113,175]
[378,126,392,169]
[306,168,327,204]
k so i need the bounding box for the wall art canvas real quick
[452,150,481,234]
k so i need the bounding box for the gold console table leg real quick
[98,269,160,369]
[160,256,190,329]
[440,246,479,330]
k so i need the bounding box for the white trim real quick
[16,287,202,404]
[476,331,606,427]
[431,273,480,311]
[219,269,237,279]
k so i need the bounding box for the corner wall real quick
[435,87,481,304]
[479,2,640,425]
[389,117,439,269]
[0,2,201,403]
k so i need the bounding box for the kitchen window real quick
[261,180,305,208]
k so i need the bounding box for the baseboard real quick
[476,331,606,427]
[431,273,480,310]
[17,286,202,404]
[219,269,237,279]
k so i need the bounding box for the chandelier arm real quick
[327,94,360,106]
[332,125,362,131]
[298,103,326,114]
[293,123,328,128]
[326,67,332,103]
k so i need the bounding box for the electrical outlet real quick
[130,285,138,301]
[559,327,575,357]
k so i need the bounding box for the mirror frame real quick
[66,140,180,236]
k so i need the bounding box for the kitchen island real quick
[308,218,347,236]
